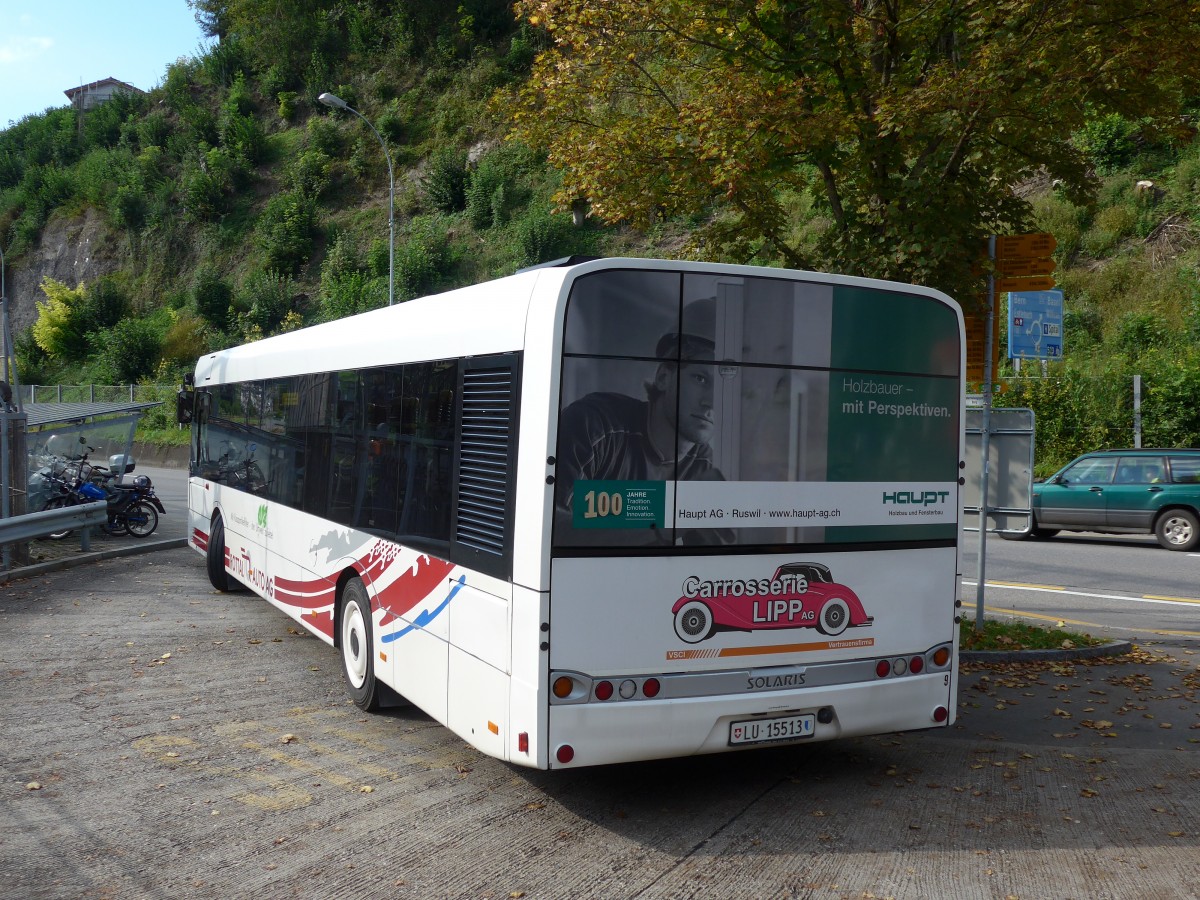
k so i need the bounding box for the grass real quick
[959,617,1103,652]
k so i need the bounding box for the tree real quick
[32,278,90,362]
[506,0,1200,301]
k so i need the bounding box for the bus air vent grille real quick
[457,366,513,556]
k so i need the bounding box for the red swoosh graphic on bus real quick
[377,555,455,627]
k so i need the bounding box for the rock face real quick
[4,208,121,337]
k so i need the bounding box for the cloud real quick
[0,36,54,66]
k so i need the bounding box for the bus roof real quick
[194,266,563,386]
[193,257,960,386]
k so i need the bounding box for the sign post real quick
[971,233,1057,632]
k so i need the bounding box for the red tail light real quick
[875,660,891,678]
[594,680,614,701]
[909,655,924,674]
[556,744,575,764]
[932,706,948,723]
[642,678,661,698]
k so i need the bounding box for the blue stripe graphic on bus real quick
[382,575,466,643]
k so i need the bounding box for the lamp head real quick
[318,92,347,110]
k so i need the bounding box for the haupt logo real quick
[882,489,950,506]
[671,562,874,644]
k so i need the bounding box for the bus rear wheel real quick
[340,577,382,711]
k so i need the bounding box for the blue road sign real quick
[1008,290,1063,359]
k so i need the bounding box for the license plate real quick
[729,713,815,746]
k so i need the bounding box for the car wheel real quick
[673,601,713,644]
[340,577,382,711]
[1155,508,1200,551]
[817,598,850,636]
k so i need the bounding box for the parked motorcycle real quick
[39,448,165,539]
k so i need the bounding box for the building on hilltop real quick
[63,77,144,112]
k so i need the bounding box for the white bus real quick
[180,257,964,769]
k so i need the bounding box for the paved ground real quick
[1,540,1197,899]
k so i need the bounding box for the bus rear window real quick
[553,269,960,551]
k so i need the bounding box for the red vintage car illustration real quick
[671,562,873,644]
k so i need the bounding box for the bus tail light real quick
[642,678,661,698]
[594,680,614,701]
[909,655,924,674]
[875,660,891,678]
[552,676,574,699]
[932,706,949,723]
[556,744,575,764]
[931,646,951,667]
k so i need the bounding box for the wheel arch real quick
[333,565,369,649]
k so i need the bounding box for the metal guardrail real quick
[0,501,108,554]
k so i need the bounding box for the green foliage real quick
[1073,113,1142,175]
[256,190,318,274]
[513,208,588,267]
[465,142,538,228]
[1114,311,1170,356]
[85,316,164,384]
[393,216,452,300]
[234,270,298,338]
[425,147,469,213]
[192,266,234,328]
[32,278,89,360]
[286,149,333,197]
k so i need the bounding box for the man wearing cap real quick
[554,299,732,545]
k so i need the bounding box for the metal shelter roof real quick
[24,401,163,428]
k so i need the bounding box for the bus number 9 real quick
[583,490,623,520]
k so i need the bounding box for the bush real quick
[286,149,332,197]
[86,317,163,384]
[235,270,297,338]
[425,147,469,213]
[514,209,579,267]
[465,142,539,228]
[193,266,234,328]
[1074,113,1141,175]
[256,190,318,274]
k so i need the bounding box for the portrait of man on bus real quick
[555,295,733,546]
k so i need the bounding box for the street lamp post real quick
[318,91,395,307]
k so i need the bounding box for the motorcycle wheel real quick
[125,500,159,538]
[104,514,130,536]
[43,496,75,540]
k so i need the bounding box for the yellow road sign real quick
[995,233,1057,259]
[996,257,1056,277]
[996,275,1056,292]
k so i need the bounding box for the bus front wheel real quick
[206,515,232,591]
[340,577,382,711]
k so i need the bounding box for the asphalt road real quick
[961,529,1200,654]
[1,546,1197,899]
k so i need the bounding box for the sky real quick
[0,0,213,129]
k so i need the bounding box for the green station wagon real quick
[1010,449,1200,551]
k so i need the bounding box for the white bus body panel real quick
[548,670,951,768]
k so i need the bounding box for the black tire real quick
[673,601,714,644]
[340,577,382,711]
[207,514,232,591]
[43,494,78,542]
[817,597,850,636]
[125,501,159,538]
[43,496,75,540]
[1155,508,1200,551]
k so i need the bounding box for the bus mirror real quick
[176,389,195,425]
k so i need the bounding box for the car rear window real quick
[1169,456,1200,483]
